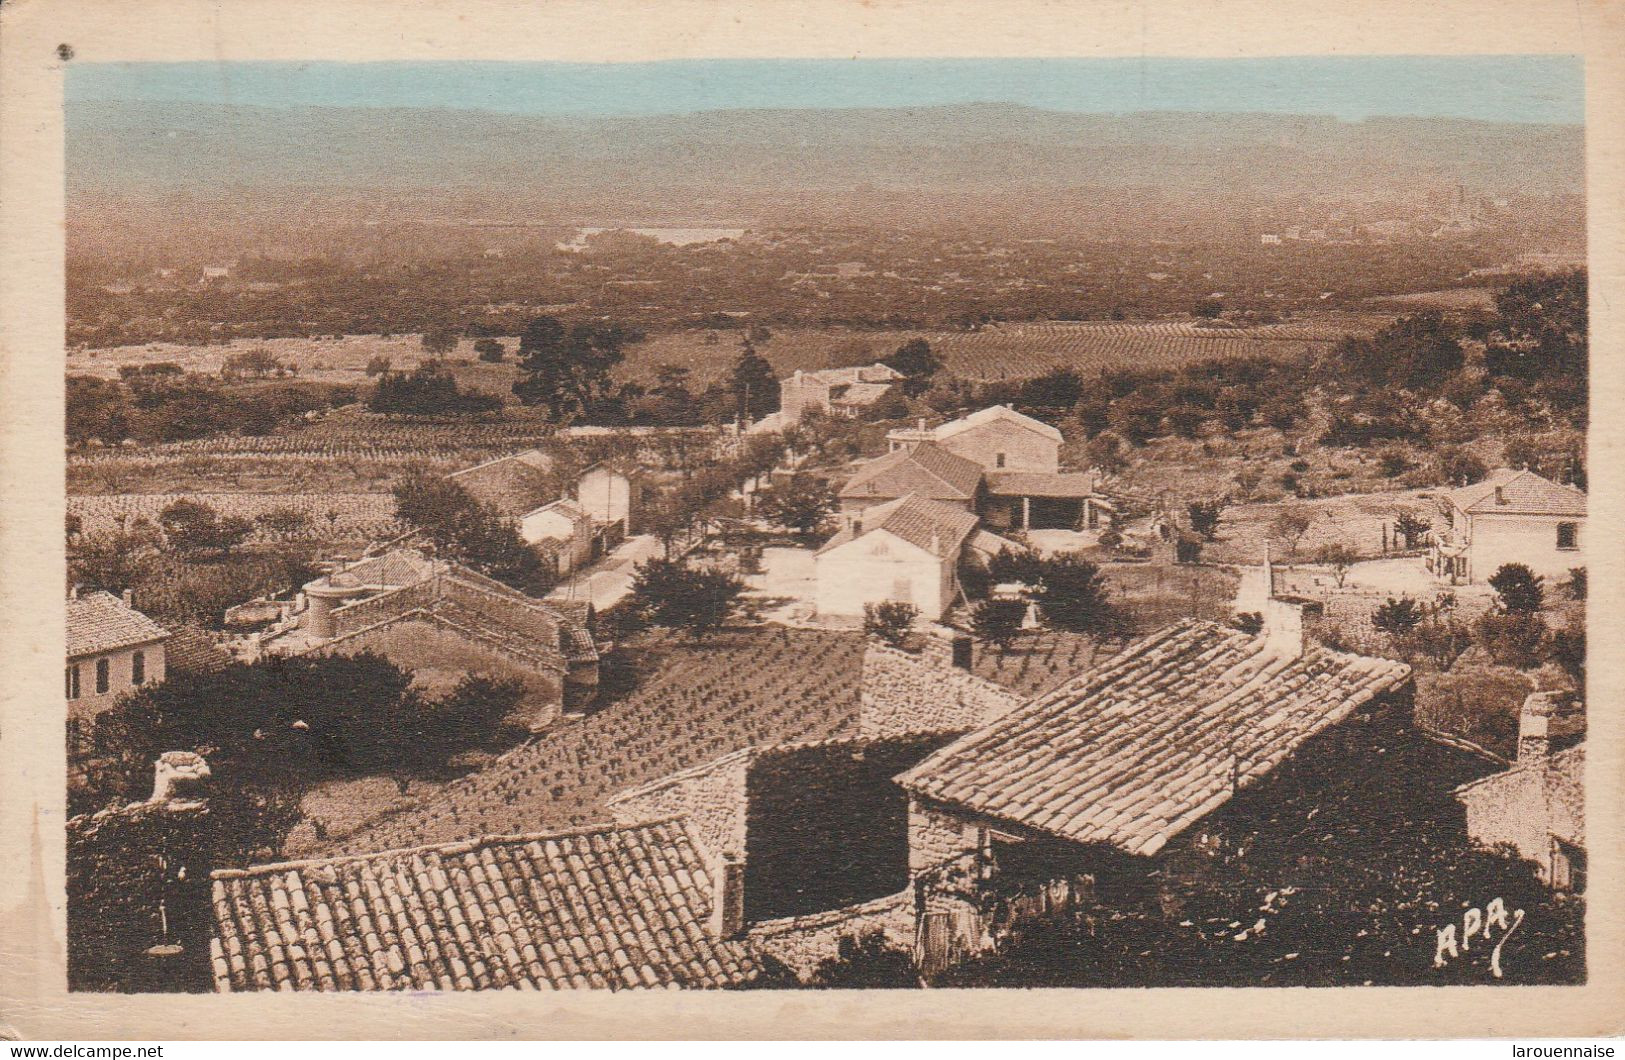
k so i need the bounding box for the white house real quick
[67,590,168,757]
[779,364,904,424]
[814,493,1012,620]
[520,498,595,574]
[576,462,646,537]
[1429,468,1586,583]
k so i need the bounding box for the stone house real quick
[814,494,1015,620]
[259,549,599,727]
[519,497,595,574]
[67,589,168,755]
[779,363,904,424]
[1455,691,1586,891]
[888,404,1062,473]
[1428,468,1586,583]
[893,600,1414,961]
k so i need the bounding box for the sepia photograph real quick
[3,0,1622,1042]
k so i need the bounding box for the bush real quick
[1475,611,1550,669]
[862,600,919,649]
[473,338,506,363]
[1437,446,1488,486]
[157,499,252,557]
[972,597,1027,653]
[1316,544,1360,587]
[1372,596,1424,636]
[1564,567,1586,601]
[365,355,392,377]
[1393,509,1432,550]
[1231,611,1263,635]
[1377,448,1412,478]
[629,558,745,641]
[810,931,919,989]
[1031,553,1117,634]
[1186,499,1226,541]
[1488,563,1545,615]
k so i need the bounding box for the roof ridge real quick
[211,815,692,880]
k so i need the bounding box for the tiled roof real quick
[450,453,561,518]
[210,818,760,991]
[1447,468,1586,517]
[831,381,896,406]
[67,591,168,659]
[818,494,981,558]
[897,620,1412,856]
[1455,743,1585,847]
[983,471,1099,498]
[839,441,984,502]
[794,364,903,386]
[163,625,233,675]
[934,404,1064,444]
[522,497,592,525]
[321,550,436,591]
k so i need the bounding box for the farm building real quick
[868,407,1113,531]
[259,549,599,727]
[837,441,984,517]
[814,494,1013,620]
[894,597,1414,967]
[520,497,595,574]
[888,404,1062,474]
[1427,468,1585,583]
[66,588,168,757]
[1455,692,1586,891]
[779,363,903,424]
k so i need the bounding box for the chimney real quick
[918,417,928,436]
[710,853,745,938]
[122,588,134,608]
[852,512,863,535]
[1495,486,1507,506]
[150,750,212,808]
[1517,691,1562,763]
[1260,596,1309,658]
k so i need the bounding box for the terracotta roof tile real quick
[450,452,561,518]
[211,819,755,992]
[817,493,980,558]
[934,404,1064,445]
[897,620,1412,855]
[67,591,168,659]
[838,441,984,502]
[983,471,1099,498]
[1447,468,1586,517]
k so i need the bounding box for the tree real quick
[1476,611,1550,669]
[1231,611,1264,635]
[1371,596,1425,636]
[628,558,744,640]
[1316,543,1360,588]
[1031,553,1116,634]
[884,338,943,395]
[730,337,780,422]
[862,600,919,649]
[253,506,309,539]
[364,355,392,377]
[511,316,631,422]
[1488,563,1545,615]
[1018,368,1084,412]
[1564,567,1586,601]
[1437,446,1487,486]
[421,327,459,356]
[1339,312,1465,390]
[370,363,502,417]
[1084,431,1128,473]
[1377,447,1412,478]
[1393,509,1432,550]
[157,499,251,557]
[390,469,554,594]
[757,475,836,537]
[473,338,506,363]
[1270,506,1314,558]
[972,597,1027,653]
[1186,499,1226,541]
[1484,270,1587,387]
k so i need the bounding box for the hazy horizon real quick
[67,56,1584,125]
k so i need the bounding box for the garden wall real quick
[605,747,753,865]
[746,889,916,982]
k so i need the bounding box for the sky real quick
[66,56,1584,124]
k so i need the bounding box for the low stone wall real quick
[606,747,753,864]
[747,889,917,982]
[859,641,1020,739]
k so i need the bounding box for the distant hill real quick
[68,101,1583,203]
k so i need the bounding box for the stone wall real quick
[605,747,752,865]
[746,889,917,982]
[859,640,1020,739]
[329,579,437,639]
[907,796,982,876]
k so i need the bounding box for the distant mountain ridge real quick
[68,100,1583,200]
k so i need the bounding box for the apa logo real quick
[1433,897,1525,979]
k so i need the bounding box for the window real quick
[995,452,1006,469]
[132,650,145,686]
[66,664,80,700]
[1556,522,1578,550]
[95,657,110,695]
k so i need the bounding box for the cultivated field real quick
[68,492,401,543]
[1363,287,1499,311]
